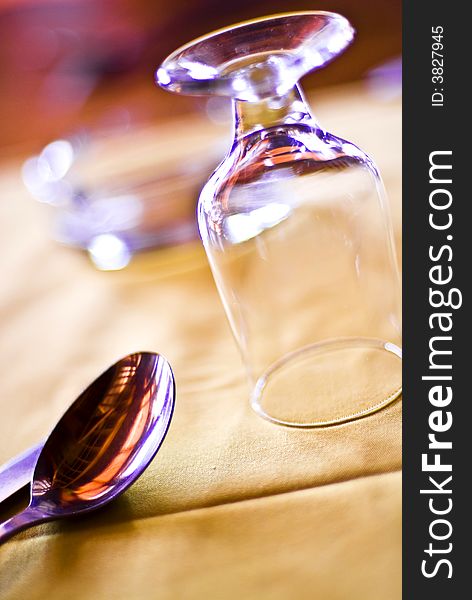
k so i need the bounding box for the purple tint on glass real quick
[156,12,354,101]
[156,12,402,428]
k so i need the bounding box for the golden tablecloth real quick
[0,84,401,600]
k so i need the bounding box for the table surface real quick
[0,83,401,600]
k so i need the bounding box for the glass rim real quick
[163,11,349,61]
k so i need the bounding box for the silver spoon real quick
[0,442,44,505]
[0,352,174,543]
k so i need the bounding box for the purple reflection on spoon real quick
[0,352,175,543]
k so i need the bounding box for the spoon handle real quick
[0,506,46,544]
[0,441,44,504]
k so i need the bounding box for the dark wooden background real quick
[0,0,401,156]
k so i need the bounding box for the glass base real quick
[251,338,402,428]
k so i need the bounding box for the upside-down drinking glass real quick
[156,11,402,427]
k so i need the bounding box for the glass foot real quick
[251,338,402,428]
[156,12,354,101]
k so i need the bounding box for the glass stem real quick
[233,84,316,138]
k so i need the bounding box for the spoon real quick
[0,441,44,505]
[0,351,175,543]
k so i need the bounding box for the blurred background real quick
[0,1,401,271]
[0,0,401,158]
[0,4,403,593]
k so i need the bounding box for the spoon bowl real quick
[0,352,174,542]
